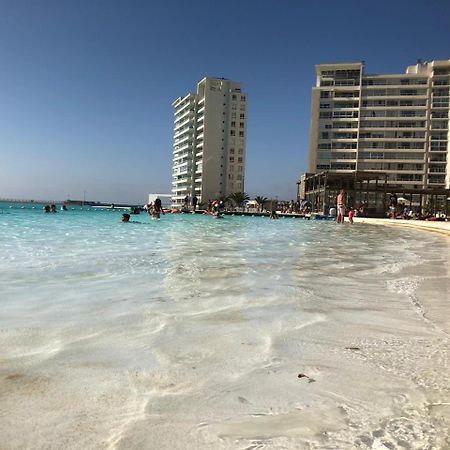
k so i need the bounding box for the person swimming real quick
[121,213,143,224]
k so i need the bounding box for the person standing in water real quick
[152,197,163,219]
[336,189,346,224]
[192,195,198,211]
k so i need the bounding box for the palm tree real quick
[227,192,250,211]
[254,196,268,212]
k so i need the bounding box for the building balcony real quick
[173,141,193,153]
[330,137,358,141]
[174,127,194,139]
[359,147,425,153]
[172,176,192,184]
[172,143,192,158]
[173,162,192,172]
[362,94,428,100]
[172,158,191,169]
[360,105,427,109]
[331,106,359,111]
[174,116,194,132]
[429,156,447,162]
[360,128,426,133]
[173,152,190,162]
[333,96,360,101]
[359,157,425,163]
[175,134,192,146]
[172,194,190,200]
[174,100,195,114]
[359,135,425,140]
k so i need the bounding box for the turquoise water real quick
[1,203,450,449]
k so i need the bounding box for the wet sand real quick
[354,217,450,237]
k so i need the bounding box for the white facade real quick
[309,60,450,189]
[171,78,247,208]
[148,194,171,208]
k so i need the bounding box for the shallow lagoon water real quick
[0,205,449,449]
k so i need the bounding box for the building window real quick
[239,131,244,137]
[229,157,234,162]
[239,122,244,128]
[238,148,243,154]
[230,148,235,154]
[241,96,246,101]
[237,166,243,172]
[230,130,235,136]
[236,174,242,180]
[238,157,243,163]
[232,94,237,100]
[240,105,245,111]
[231,121,236,127]
[232,112,236,118]
[240,113,245,119]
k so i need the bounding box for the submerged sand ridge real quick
[0,213,449,449]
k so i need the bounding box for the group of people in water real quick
[43,204,67,213]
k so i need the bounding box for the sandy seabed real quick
[0,215,449,449]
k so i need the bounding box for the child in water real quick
[348,208,354,224]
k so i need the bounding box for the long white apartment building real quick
[309,60,450,189]
[172,77,247,208]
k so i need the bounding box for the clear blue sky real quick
[0,0,449,203]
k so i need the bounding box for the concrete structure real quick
[308,60,450,190]
[148,194,172,208]
[171,77,247,208]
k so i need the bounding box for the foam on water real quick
[0,204,449,449]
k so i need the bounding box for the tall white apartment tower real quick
[309,60,450,189]
[172,77,248,208]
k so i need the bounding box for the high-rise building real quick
[171,77,247,208]
[308,60,450,189]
